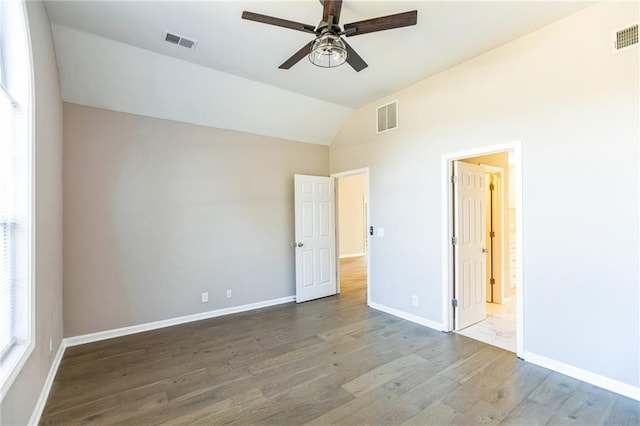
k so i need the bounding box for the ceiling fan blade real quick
[242,11,316,34]
[279,41,314,69]
[322,0,343,25]
[343,10,417,36]
[343,40,367,72]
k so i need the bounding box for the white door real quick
[294,175,336,303]
[453,161,487,330]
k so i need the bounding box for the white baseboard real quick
[64,296,295,347]
[523,351,640,402]
[28,341,66,426]
[339,253,366,259]
[28,295,295,424]
[367,302,639,401]
[25,297,639,426]
[368,301,443,332]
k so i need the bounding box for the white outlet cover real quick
[201,292,209,303]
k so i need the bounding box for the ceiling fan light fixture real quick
[309,33,347,68]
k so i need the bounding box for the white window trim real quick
[0,0,35,401]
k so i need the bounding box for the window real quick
[0,78,19,358]
[0,0,33,396]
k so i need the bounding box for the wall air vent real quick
[613,24,638,52]
[163,31,198,50]
[377,101,398,134]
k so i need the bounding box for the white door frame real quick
[331,167,371,307]
[441,141,524,358]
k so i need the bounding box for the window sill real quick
[0,340,34,401]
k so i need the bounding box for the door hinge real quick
[451,175,458,184]
[452,298,459,308]
[451,237,458,246]
[490,231,495,238]
[490,278,496,285]
[490,183,495,191]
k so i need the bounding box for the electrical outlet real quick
[49,337,53,356]
[412,295,419,306]
[226,289,232,299]
[201,292,209,303]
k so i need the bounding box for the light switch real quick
[376,227,385,237]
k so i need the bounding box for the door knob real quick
[482,248,489,253]
[297,242,304,247]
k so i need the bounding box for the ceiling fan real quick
[241,0,417,72]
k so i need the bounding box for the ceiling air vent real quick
[613,24,638,52]
[163,31,198,50]
[377,101,398,134]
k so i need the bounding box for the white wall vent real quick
[163,31,198,50]
[612,24,638,52]
[377,101,398,134]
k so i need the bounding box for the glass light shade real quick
[309,33,347,68]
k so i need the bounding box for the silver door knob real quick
[297,242,304,247]
[482,248,489,253]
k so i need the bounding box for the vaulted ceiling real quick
[44,1,593,144]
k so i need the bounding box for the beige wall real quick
[63,103,329,337]
[330,2,639,388]
[1,1,64,424]
[337,174,367,257]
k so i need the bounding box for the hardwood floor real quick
[339,255,367,297]
[41,258,639,425]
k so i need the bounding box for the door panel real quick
[319,201,330,237]
[454,161,487,330]
[302,250,315,287]
[319,248,332,284]
[302,202,314,238]
[294,175,336,303]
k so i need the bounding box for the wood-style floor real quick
[41,257,639,425]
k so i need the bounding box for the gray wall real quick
[63,103,329,337]
[1,1,64,424]
[330,2,639,388]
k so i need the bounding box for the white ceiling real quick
[44,1,593,109]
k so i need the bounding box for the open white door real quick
[453,161,487,330]
[294,175,336,303]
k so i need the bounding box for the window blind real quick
[0,84,24,358]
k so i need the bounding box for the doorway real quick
[332,168,370,305]
[441,142,523,357]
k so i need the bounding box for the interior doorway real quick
[332,168,370,305]
[442,142,523,357]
